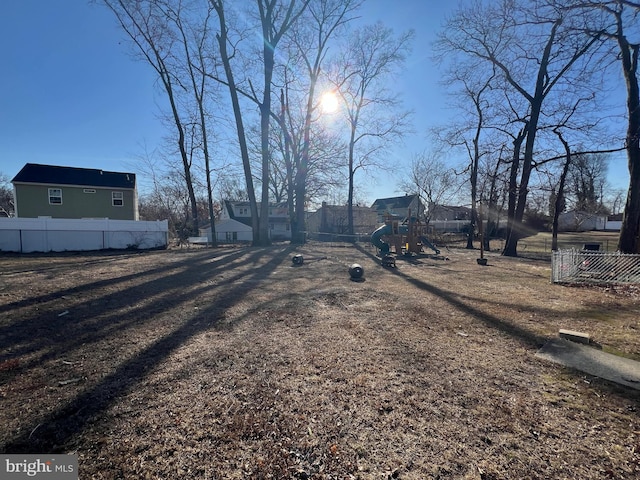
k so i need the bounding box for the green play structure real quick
[371,212,440,265]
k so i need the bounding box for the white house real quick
[558,210,607,232]
[220,200,291,240]
[199,218,253,243]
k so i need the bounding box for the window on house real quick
[112,191,124,207]
[239,207,248,215]
[48,188,62,205]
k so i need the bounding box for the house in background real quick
[198,218,253,243]
[371,194,425,223]
[605,213,623,231]
[306,202,378,236]
[428,203,472,221]
[558,210,607,232]
[426,204,473,233]
[11,163,138,220]
[220,200,291,240]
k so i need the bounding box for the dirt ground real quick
[1,242,639,479]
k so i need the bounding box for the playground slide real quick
[420,235,440,255]
[371,224,392,253]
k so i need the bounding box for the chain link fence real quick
[552,249,640,284]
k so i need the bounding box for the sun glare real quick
[320,91,339,114]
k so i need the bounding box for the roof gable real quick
[371,194,418,210]
[224,200,288,220]
[12,163,136,189]
[205,219,253,232]
[316,204,374,214]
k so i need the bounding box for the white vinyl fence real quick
[429,220,470,233]
[552,249,640,284]
[0,217,168,253]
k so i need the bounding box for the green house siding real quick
[15,184,136,220]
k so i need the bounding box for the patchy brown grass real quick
[516,231,621,253]
[0,243,638,479]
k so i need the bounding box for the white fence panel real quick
[429,220,470,233]
[0,218,168,253]
[0,229,22,252]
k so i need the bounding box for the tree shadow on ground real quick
[0,248,252,384]
[355,244,640,403]
[355,244,545,349]
[1,245,295,453]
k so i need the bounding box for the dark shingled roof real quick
[370,194,418,210]
[12,163,136,189]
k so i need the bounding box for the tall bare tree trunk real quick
[175,8,217,246]
[347,124,356,241]
[615,9,640,253]
[466,98,484,250]
[503,20,562,257]
[211,1,260,242]
[551,130,572,251]
[257,0,309,246]
[259,47,274,246]
[279,89,296,241]
[289,0,358,244]
[293,70,316,244]
[103,0,199,235]
[166,78,199,235]
[503,129,526,256]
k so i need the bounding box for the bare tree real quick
[139,163,199,241]
[170,2,219,245]
[551,129,573,250]
[432,64,497,249]
[270,90,346,207]
[605,187,626,214]
[437,0,604,256]
[567,152,610,213]
[0,173,14,217]
[331,22,413,237]
[101,0,201,234]
[400,151,458,225]
[594,0,640,253]
[255,0,310,245]
[280,0,361,243]
[478,147,511,251]
[209,0,262,243]
[209,0,310,245]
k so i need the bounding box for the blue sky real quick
[1,1,161,181]
[0,0,630,204]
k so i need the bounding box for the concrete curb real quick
[536,338,640,390]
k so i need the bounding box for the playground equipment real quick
[371,223,393,254]
[371,211,440,264]
[381,254,396,268]
[349,263,364,280]
[291,254,327,266]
